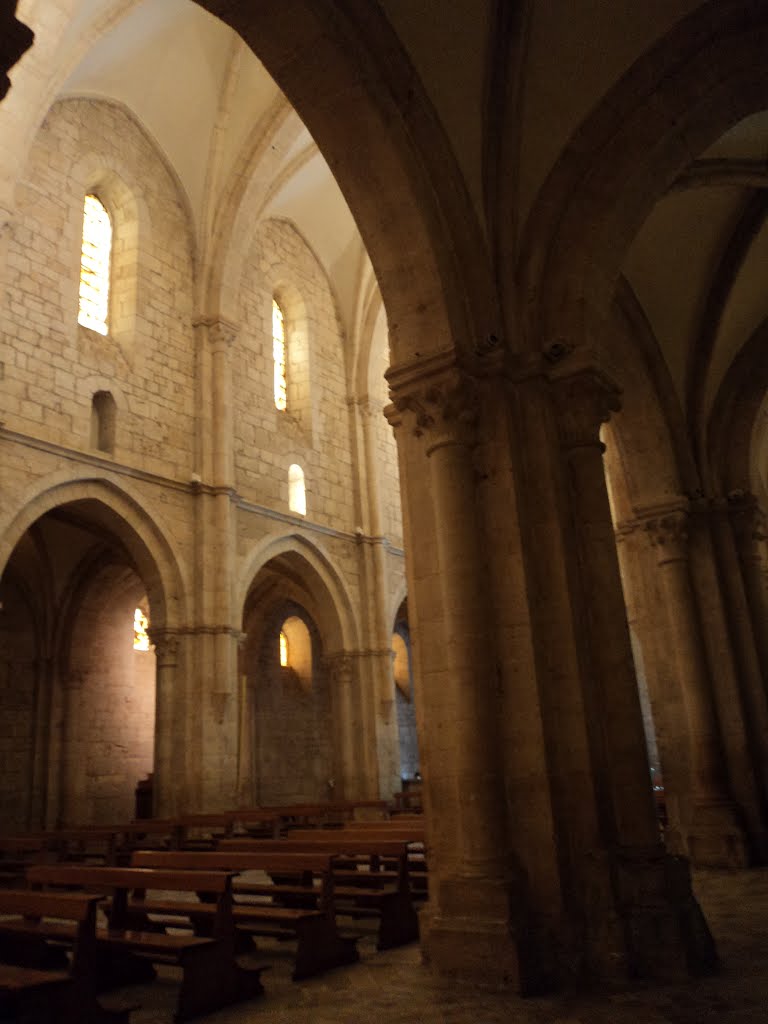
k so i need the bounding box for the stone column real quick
[357,399,401,797]
[644,508,747,865]
[388,360,521,985]
[189,316,240,810]
[614,521,689,854]
[550,365,659,849]
[149,629,181,818]
[729,493,768,687]
[327,652,360,798]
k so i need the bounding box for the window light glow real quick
[273,299,287,410]
[133,607,150,651]
[78,194,112,335]
[279,631,289,667]
[288,463,306,516]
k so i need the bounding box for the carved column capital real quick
[726,491,767,543]
[148,629,181,667]
[644,510,690,564]
[549,365,621,450]
[326,651,354,685]
[614,519,640,544]
[386,370,478,454]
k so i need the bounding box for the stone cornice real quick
[0,428,406,558]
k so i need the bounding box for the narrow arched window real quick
[288,464,306,516]
[133,607,150,651]
[279,616,312,688]
[78,194,112,335]
[273,298,287,410]
[90,390,116,453]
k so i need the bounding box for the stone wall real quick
[3,98,196,478]
[61,565,155,825]
[234,217,355,530]
[0,90,407,824]
[249,606,335,805]
[0,573,35,829]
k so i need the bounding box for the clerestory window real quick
[273,298,287,411]
[78,194,112,335]
[288,464,306,516]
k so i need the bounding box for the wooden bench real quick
[49,827,123,865]
[130,849,360,976]
[0,836,58,886]
[0,889,131,1023]
[277,829,428,890]
[25,864,266,1022]
[217,837,420,947]
[120,819,185,855]
[176,814,236,850]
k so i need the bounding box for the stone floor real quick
[110,869,768,1023]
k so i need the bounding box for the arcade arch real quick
[0,496,178,828]
[239,541,365,806]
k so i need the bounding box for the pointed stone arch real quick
[238,531,358,652]
[0,473,189,630]
[521,0,768,359]
[192,0,499,365]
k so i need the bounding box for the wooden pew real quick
[0,889,131,1023]
[176,814,236,849]
[50,827,123,865]
[121,819,185,855]
[0,835,58,886]
[25,864,266,1022]
[240,799,389,831]
[285,829,427,887]
[217,837,420,948]
[130,849,360,977]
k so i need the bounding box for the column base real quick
[609,847,718,980]
[419,874,554,994]
[421,852,717,993]
[687,800,749,867]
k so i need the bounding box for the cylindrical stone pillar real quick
[148,629,181,818]
[387,360,522,986]
[645,509,747,866]
[550,366,659,849]
[730,495,768,688]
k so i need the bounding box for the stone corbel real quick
[193,316,239,350]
